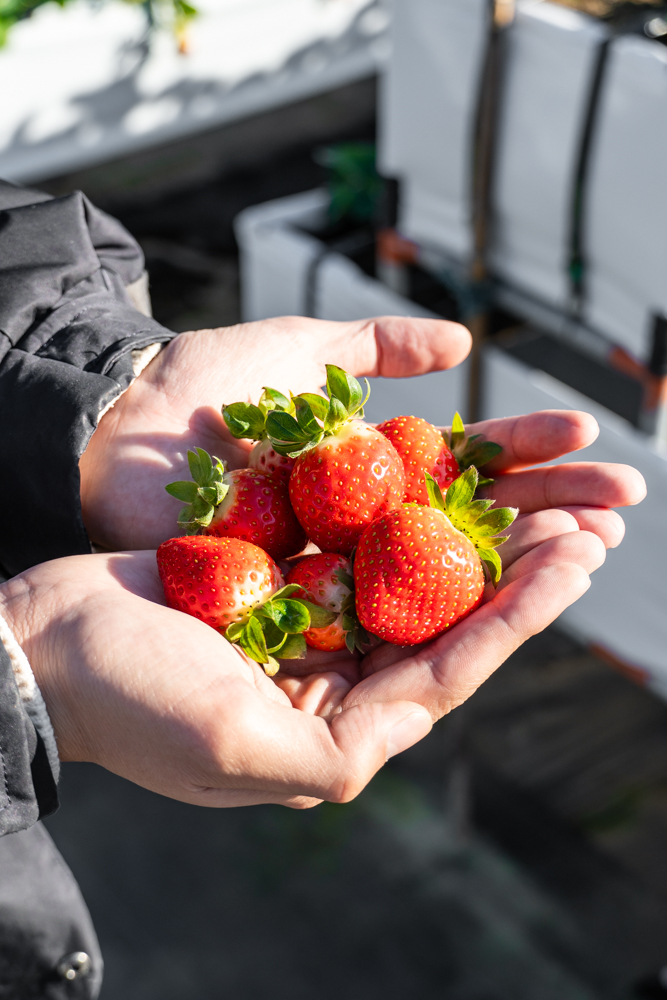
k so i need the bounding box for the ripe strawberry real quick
[286,553,368,653]
[157,535,335,674]
[165,448,306,561]
[377,412,504,505]
[355,468,517,646]
[377,414,460,504]
[266,365,406,555]
[223,386,295,484]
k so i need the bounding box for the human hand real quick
[0,551,431,808]
[79,315,470,551]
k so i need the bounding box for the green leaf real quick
[334,568,355,591]
[424,472,446,514]
[225,621,246,643]
[475,507,518,535]
[267,599,311,634]
[277,634,307,660]
[222,402,266,440]
[345,631,356,654]
[259,387,291,413]
[448,412,466,450]
[298,393,330,422]
[478,547,503,586]
[445,467,478,514]
[465,440,503,469]
[188,447,213,486]
[342,613,357,632]
[264,656,281,677]
[165,480,198,503]
[297,601,337,628]
[265,410,313,454]
[324,395,348,433]
[238,616,270,663]
[294,396,322,439]
[325,364,365,415]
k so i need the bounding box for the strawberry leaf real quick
[298,393,330,422]
[188,447,214,485]
[445,466,478,513]
[259,387,291,413]
[165,480,198,503]
[297,600,337,628]
[324,395,348,433]
[238,616,270,664]
[264,656,281,677]
[269,584,305,601]
[277,633,307,660]
[265,410,316,455]
[478,547,503,586]
[265,598,311,634]
[294,396,321,438]
[222,402,266,440]
[424,472,446,513]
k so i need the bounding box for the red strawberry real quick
[165,448,306,561]
[157,535,335,674]
[286,553,358,652]
[377,414,460,504]
[223,387,296,484]
[377,412,504,505]
[266,366,406,555]
[355,468,517,646]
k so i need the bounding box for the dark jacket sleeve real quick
[0,638,57,835]
[0,179,178,576]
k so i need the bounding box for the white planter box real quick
[234,187,468,424]
[583,35,667,363]
[0,0,387,184]
[489,2,606,310]
[377,0,488,263]
[483,345,667,699]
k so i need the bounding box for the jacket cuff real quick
[0,616,59,836]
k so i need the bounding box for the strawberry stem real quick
[165,447,228,535]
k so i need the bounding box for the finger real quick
[350,562,590,718]
[276,648,361,686]
[499,509,580,568]
[558,506,626,548]
[271,314,472,379]
[194,689,432,807]
[487,462,647,512]
[274,672,353,720]
[499,531,606,590]
[449,410,600,472]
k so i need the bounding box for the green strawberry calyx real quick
[332,564,374,654]
[444,412,503,487]
[225,584,337,676]
[265,364,371,458]
[165,447,228,535]
[424,469,518,586]
[222,386,293,442]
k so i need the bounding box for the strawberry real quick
[377,412,503,505]
[157,535,335,674]
[377,414,460,504]
[354,468,517,646]
[285,553,369,653]
[222,387,295,484]
[265,365,406,555]
[165,447,306,561]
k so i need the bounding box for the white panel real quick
[378,0,489,260]
[489,2,606,308]
[0,0,382,183]
[584,36,667,362]
[235,189,328,321]
[482,346,667,699]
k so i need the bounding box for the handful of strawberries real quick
[156,366,517,675]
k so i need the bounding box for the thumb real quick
[320,315,472,380]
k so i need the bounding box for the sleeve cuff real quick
[0,613,60,783]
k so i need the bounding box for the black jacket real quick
[0,179,177,996]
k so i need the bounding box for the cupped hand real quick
[0,552,431,809]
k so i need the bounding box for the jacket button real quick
[56,952,92,981]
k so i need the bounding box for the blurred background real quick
[4,0,667,995]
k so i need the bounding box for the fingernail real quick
[385,710,432,759]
